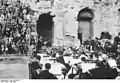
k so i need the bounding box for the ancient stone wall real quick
[25,0,120,46]
[63,0,120,39]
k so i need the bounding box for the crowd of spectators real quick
[0,0,37,55]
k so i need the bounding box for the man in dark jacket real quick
[36,36,43,52]
[39,63,57,79]
[114,32,120,46]
[31,55,42,79]
[88,61,108,79]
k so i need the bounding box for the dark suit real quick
[107,68,118,79]
[36,40,43,52]
[89,67,107,79]
[31,61,42,70]
[39,70,57,79]
[78,33,82,44]
[31,61,42,79]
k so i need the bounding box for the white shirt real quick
[56,53,60,57]
[108,59,117,68]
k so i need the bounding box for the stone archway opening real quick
[77,7,94,44]
[37,12,54,45]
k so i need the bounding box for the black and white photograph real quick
[0,0,120,80]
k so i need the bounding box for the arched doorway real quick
[77,7,94,44]
[36,12,54,45]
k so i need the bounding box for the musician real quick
[56,50,65,64]
[39,63,57,79]
[114,32,120,46]
[107,55,118,79]
[36,36,43,52]
[67,63,82,79]
[31,55,42,79]
[77,27,82,45]
[87,61,108,79]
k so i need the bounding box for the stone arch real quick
[36,12,54,44]
[77,7,94,44]
[77,7,94,21]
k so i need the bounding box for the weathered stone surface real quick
[23,0,120,46]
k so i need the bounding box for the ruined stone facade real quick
[21,0,120,46]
